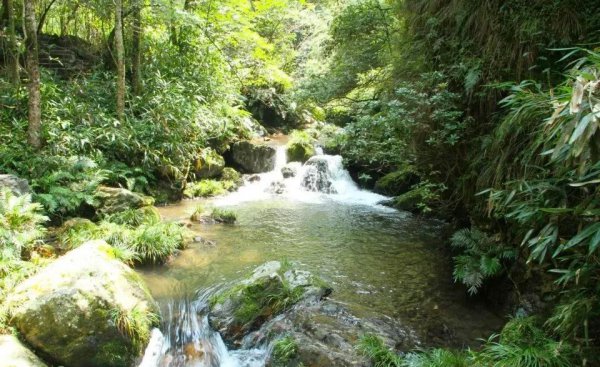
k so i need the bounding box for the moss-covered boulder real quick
[7,240,159,367]
[286,142,315,163]
[229,141,276,173]
[209,261,330,346]
[193,148,226,179]
[0,334,48,367]
[94,186,154,216]
[373,167,419,196]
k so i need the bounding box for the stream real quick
[137,145,503,366]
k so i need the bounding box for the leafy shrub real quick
[374,166,419,196]
[271,335,298,366]
[110,305,160,353]
[184,180,228,198]
[30,156,107,218]
[190,204,206,222]
[131,222,187,264]
[104,207,161,227]
[0,189,48,260]
[477,317,578,367]
[357,334,403,367]
[393,181,445,214]
[211,208,237,224]
[450,228,516,295]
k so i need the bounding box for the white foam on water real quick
[139,298,267,367]
[215,145,392,209]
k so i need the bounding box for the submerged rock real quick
[0,334,48,367]
[281,162,301,179]
[302,156,337,194]
[7,240,159,367]
[229,141,276,173]
[269,180,286,194]
[94,186,154,215]
[208,261,331,346]
[0,174,31,196]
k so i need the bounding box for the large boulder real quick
[373,167,419,196]
[208,261,330,346]
[94,186,154,215]
[259,301,416,367]
[7,240,159,367]
[301,156,336,194]
[0,335,48,367]
[193,148,225,179]
[0,174,31,196]
[229,141,276,173]
[286,142,315,163]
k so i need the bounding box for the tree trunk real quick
[24,0,42,149]
[5,0,19,84]
[114,0,125,119]
[131,0,142,95]
[37,0,58,34]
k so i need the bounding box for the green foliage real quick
[130,222,187,265]
[104,207,161,227]
[357,334,403,367]
[0,189,48,260]
[393,181,446,214]
[476,317,578,367]
[184,180,228,198]
[374,166,419,196]
[110,305,160,353]
[450,228,516,295]
[211,208,237,224]
[271,335,298,366]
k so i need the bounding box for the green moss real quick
[211,208,237,224]
[272,335,298,366]
[110,305,159,353]
[184,180,228,198]
[104,206,161,227]
[373,166,419,196]
[221,167,242,185]
[211,267,305,328]
[92,340,133,367]
[286,130,316,163]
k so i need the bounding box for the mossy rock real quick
[286,142,315,163]
[7,240,159,367]
[193,148,225,179]
[209,261,330,346]
[373,167,419,196]
[221,167,243,191]
[94,186,155,216]
[229,141,276,173]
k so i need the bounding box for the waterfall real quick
[216,145,389,207]
[139,292,267,367]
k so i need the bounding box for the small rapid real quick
[140,290,268,367]
[216,145,389,208]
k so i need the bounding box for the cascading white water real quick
[216,145,389,207]
[139,293,267,367]
[140,144,393,366]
